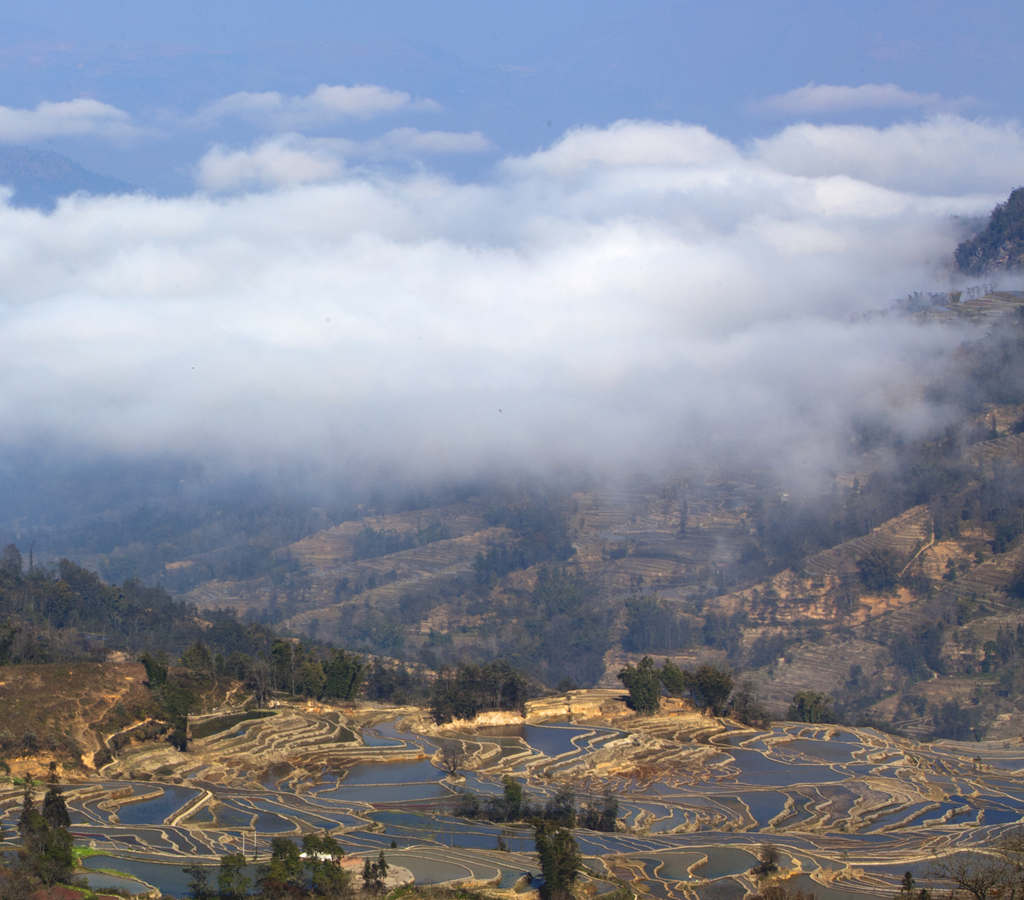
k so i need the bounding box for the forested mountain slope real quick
[956,186,1024,275]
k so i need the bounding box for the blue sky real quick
[1,1,1021,191]
[0,2,1022,484]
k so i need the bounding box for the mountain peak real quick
[0,144,134,210]
[955,186,1024,275]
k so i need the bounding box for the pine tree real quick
[16,776,73,886]
[534,822,581,900]
[42,783,71,831]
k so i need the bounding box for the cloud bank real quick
[197,84,440,128]
[757,82,967,116]
[0,98,136,142]
[196,129,493,191]
[0,116,1014,487]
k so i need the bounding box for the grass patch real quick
[73,846,105,863]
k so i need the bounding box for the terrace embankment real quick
[8,689,1019,899]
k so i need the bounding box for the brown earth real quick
[0,661,152,776]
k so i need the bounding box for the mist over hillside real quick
[2,120,1020,491]
[1,119,1023,585]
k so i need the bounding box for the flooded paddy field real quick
[2,695,1022,897]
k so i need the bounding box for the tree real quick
[544,785,576,828]
[180,641,215,678]
[731,680,770,728]
[0,544,22,577]
[246,658,273,707]
[429,660,530,724]
[618,656,661,714]
[598,790,619,832]
[311,859,351,897]
[361,853,388,893]
[788,691,835,724]
[534,822,581,900]
[439,740,467,776]
[183,862,211,900]
[659,659,686,696]
[157,676,196,751]
[361,858,376,892]
[323,650,364,700]
[140,651,168,688]
[897,870,916,897]
[684,664,734,716]
[41,782,70,831]
[16,778,73,887]
[258,836,304,897]
[930,830,1024,899]
[217,853,251,900]
[579,790,618,832]
[302,833,350,898]
[298,659,327,698]
[932,851,1017,899]
[502,775,524,821]
[751,844,780,880]
[856,547,901,593]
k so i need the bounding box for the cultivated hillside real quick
[164,291,1024,739]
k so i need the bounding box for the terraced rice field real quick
[2,694,1022,898]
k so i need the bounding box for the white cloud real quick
[0,98,136,142]
[198,83,439,127]
[0,116,1014,486]
[196,129,493,191]
[752,115,1024,194]
[196,135,343,191]
[504,120,740,176]
[756,82,969,116]
[371,128,492,155]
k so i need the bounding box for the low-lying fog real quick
[2,115,1022,498]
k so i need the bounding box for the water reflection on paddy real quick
[772,738,860,763]
[692,845,758,878]
[723,748,847,785]
[653,849,706,879]
[521,724,590,757]
[114,785,199,826]
[81,870,152,894]
[360,719,409,746]
[318,782,451,803]
[339,758,441,785]
[42,709,1024,900]
[84,856,221,898]
[738,790,788,825]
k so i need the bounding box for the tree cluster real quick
[619,657,740,718]
[185,833,354,899]
[787,691,835,724]
[429,660,530,724]
[455,777,618,833]
[14,776,73,888]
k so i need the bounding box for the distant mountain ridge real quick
[955,186,1024,275]
[0,145,134,210]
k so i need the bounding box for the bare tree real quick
[932,850,1020,900]
[438,740,467,776]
